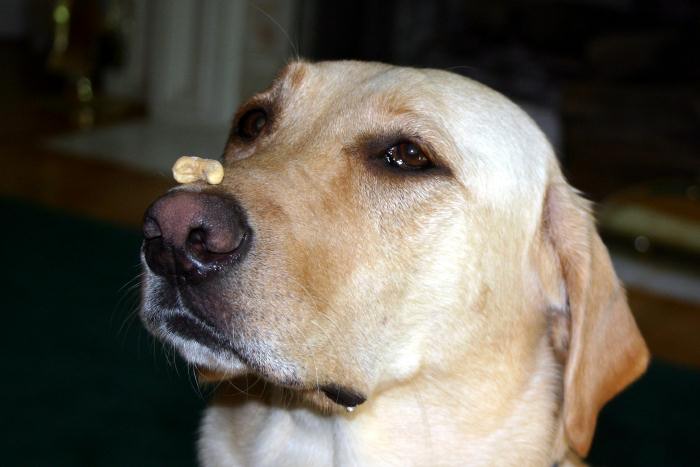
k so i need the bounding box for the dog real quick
[140,60,649,466]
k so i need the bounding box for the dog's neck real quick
[199,336,572,466]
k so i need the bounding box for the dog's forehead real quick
[276,61,553,210]
[282,60,437,110]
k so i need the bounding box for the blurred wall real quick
[102,0,297,126]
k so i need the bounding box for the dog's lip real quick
[164,313,234,354]
[145,282,281,384]
[150,282,367,410]
[196,369,368,411]
[162,310,275,382]
[150,273,233,342]
[165,314,367,410]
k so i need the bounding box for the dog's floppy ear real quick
[543,177,649,457]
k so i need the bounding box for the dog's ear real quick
[542,178,649,457]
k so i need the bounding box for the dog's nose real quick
[142,191,249,281]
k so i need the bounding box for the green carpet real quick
[1,198,698,466]
[2,199,203,466]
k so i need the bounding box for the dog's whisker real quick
[117,269,145,294]
[248,1,300,60]
[112,278,143,331]
[188,363,211,400]
[222,376,255,399]
[116,302,143,338]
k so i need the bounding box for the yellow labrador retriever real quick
[140,60,649,466]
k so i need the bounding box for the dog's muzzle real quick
[140,189,367,411]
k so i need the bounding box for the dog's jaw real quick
[141,270,369,411]
[139,268,249,377]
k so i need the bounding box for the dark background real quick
[1,1,698,466]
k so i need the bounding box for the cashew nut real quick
[172,156,225,185]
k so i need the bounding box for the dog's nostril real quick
[187,228,207,247]
[187,227,240,255]
[143,216,162,240]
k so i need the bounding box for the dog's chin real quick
[141,274,300,387]
[142,275,368,411]
[146,308,368,411]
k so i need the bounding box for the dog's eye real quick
[383,143,432,170]
[237,109,267,140]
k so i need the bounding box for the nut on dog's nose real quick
[142,191,249,281]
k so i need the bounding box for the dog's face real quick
[141,61,647,456]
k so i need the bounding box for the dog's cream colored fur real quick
[142,61,648,466]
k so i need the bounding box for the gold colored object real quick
[49,0,71,67]
[172,156,225,185]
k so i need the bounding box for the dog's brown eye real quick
[237,109,267,140]
[384,143,432,170]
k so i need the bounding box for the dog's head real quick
[140,61,647,456]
